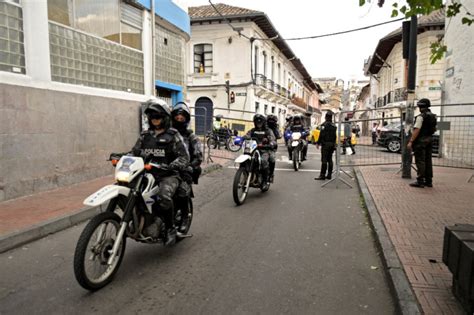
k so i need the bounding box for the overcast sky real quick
[184,0,405,84]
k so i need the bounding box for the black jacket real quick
[317,121,337,145]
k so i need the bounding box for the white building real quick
[364,9,445,120]
[187,4,321,134]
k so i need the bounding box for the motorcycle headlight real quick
[115,170,132,183]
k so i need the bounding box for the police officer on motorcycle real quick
[266,114,281,183]
[171,102,203,231]
[246,114,276,189]
[131,99,190,246]
[286,114,309,161]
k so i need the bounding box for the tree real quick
[359,0,474,63]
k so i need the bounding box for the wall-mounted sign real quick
[428,87,442,91]
[236,92,247,96]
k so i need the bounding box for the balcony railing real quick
[266,78,274,91]
[255,73,291,99]
[255,74,266,87]
[274,83,281,95]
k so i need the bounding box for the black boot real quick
[409,181,424,188]
[165,227,177,246]
[314,175,326,180]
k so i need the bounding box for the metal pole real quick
[402,15,417,178]
[151,0,156,96]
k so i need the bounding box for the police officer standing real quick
[131,99,190,246]
[315,111,337,180]
[407,98,437,188]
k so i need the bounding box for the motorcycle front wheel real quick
[233,167,249,205]
[74,212,126,291]
[293,149,299,171]
[207,137,217,149]
[226,136,241,152]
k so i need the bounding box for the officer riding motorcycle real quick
[131,99,190,246]
[286,115,309,161]
[266,114,281,182]
[245,114,276,189]
[171,101,203,232]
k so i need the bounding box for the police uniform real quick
[131,128,190,222]
[316,120,337,179]
[411,106,437,187]
[287,120,309,160]
[246,127,276,183]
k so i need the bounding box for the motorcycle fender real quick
[84,185,131,207]
[291,141,299,147]
[235,155,250,164]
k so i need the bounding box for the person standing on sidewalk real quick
[315,111,337,180]
[371,122,379,145]
[407,98,437,188]
[342,117,356,155]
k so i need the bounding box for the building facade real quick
[0,0,190,201]
[187,4,321,135]
[363,9,445,120]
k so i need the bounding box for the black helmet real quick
[253,114,266,129]
[143,98,171,130]
[267,114,278,126]
[171,101,191,130]
[417,98,431,108]
[293,115,302,124]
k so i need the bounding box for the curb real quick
[354,167,422,315]
[0,163,223,254]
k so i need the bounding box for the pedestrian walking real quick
[407,98,437,188]
[342,117,356,155]
[315,111,337,180]
[371,122,378,145]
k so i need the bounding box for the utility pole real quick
[402,15,417,178]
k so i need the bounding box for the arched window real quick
[194,44,213,73]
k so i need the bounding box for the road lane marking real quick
[227,166,320,172]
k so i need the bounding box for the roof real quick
[366,9,445,75]
[189,4,320,92]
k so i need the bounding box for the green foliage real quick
[359,0,472,63]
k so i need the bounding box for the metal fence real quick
[333,103,474,174]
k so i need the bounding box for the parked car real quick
[377,123,439,154]
[310,125,357,146]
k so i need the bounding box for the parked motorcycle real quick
[288,131,306,171]
[73,153,192,291]
[232,139,270,205]
[206,129,241,152]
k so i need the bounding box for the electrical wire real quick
[284,18,405,41]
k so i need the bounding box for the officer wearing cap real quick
[315,111,337,180]
[407,98,437,188]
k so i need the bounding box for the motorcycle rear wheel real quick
[227,136,241,152]
[176,199,193,240]
[293,149,299,171]
[207,137,218,149]
[233,167,249,205]
[74,212,126,291]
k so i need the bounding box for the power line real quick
[284,18,405,41]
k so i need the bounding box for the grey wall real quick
[0,83,140,201]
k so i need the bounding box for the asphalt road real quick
[0,145,395,315]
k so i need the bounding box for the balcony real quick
[254,73,290,104]
[394,87,407,102]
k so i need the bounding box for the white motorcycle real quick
[289,132,305,171]
[73,153,192,291]
[232,139,270,205]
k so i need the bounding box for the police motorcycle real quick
[287,130,307,171]
[232,138,271,205]
[73,153,192,291]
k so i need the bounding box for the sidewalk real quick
[356,166,474,314]
[0,162,223,253]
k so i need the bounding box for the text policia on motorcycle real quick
[74,98,198,291]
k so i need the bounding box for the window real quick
[121,22,141,50]
[255,102,260,113]
[264,104,268,114]
[194,44,212,73]
[75,0,120,43]
[48,0,73,26]
[254,46,259,75]
[271,106,275,114]
[277,63,281,84]
[271,56,274,81]
[263,51,267,77]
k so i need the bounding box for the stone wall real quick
[0,83,140,201]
